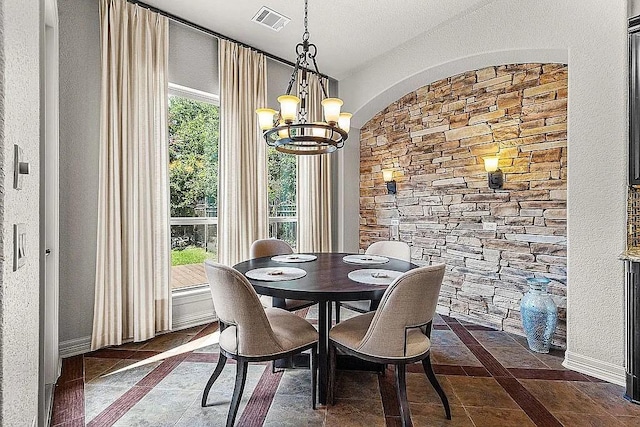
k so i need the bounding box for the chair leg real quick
[335,302,341,323]
[422,355,451,420]
[395,364,412,427]
[311,344,318,410]
[226,360,248,427]
[328,342,336,405]
[201,353,227,407]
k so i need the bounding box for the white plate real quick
[342,254,389,265]
[348,269,403,285]
[271,254,318,263]
[245,267,307,282]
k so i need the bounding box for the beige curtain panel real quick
[297,72,333,252]
[218,40,269,266]
[92,0,171,350]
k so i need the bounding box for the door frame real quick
[40,0,60,424]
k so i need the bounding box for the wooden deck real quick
[171,263,207,290]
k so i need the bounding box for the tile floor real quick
[51,310,640,426]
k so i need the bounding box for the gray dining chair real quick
[202,261,319,427]
[328,264,450,427]
[336,240,411,322]
[250,238,315,311]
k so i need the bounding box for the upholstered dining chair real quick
[336,240,412,322]
[202,261,319,427]
[250,238,315,311]
[328,264,450,427]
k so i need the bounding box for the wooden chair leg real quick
[335,302,341,323]
[328,342,336,405]
[226,360,248,427]
[395,364,412,427]
[422,355,451,420]
[201,353,227,407]
[311,344,318,409]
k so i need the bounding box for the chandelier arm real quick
[284,55,303,96]
[310,54,329,98]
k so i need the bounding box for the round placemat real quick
[348,269,403,285]
[271,254,318,263]
[343,254,389,265]
[245,267,307,282]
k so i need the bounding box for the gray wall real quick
[58,0,101,344]
[58,0,340,345]
[169,20,217,94]
[0,0,41,424]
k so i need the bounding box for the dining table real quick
[233,252,417,405]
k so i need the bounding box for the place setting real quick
[244,267,307,281]
[271,254,318,263]
[342,254,389,265]
[347,268,403,285]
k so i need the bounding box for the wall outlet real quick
[391,219,400,226]
[482,222,497,231]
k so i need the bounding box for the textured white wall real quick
[339,0,628,369]
[0,0,41,424]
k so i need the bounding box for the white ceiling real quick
[143,0,493,79]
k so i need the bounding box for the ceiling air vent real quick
[251,6,290,32]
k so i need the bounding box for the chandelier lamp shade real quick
[255,0,351,155]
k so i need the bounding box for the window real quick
[168,84,219,290]
[268,148,297,249]
[168,84,298,291]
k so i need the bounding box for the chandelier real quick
[255,0,351,155]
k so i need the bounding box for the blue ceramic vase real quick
[520,277,557,353]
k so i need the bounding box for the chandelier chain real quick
[303,0,309,41]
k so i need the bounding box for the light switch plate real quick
[13,223,26,271]
[483,222,498,231]
[14,145,23,189]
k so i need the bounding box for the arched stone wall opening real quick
[359,63,568,345]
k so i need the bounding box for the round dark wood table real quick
[233,252,417,405]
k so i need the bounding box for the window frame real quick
[168,83,220,293]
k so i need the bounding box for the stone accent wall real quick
[359,64,567,347]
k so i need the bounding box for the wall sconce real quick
[483,156,503,190]
[382,169,397,194]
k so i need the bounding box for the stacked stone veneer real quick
[360,64,568,347]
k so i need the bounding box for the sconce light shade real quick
[483,156,503,189]
[382,169,397,194]
[483,156,500,173]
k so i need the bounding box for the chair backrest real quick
[204,261,283,356]
[356,264,445,358]
[250,238,293,259]
[366,241,411,262]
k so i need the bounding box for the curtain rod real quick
[127,0,330,80]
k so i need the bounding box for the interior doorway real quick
[41,0,60,423]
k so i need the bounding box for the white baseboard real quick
[59,335,91,358]
[563,350,625,386]
[59,287,217,357]
[171,286,217,331]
